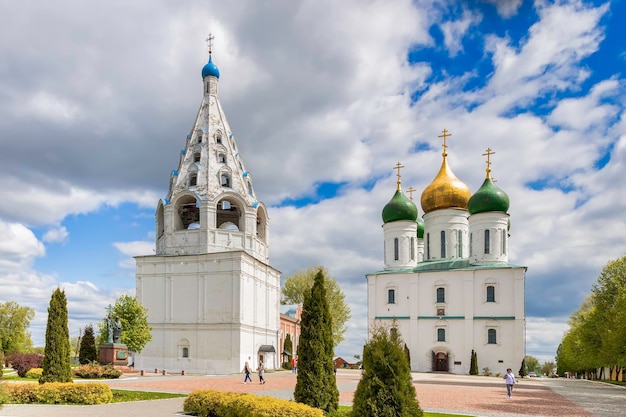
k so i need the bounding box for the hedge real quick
[4,382,113,404]
[183,389,325,417]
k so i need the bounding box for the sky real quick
[1,0,625,365]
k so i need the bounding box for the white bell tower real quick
[135,36,280,374]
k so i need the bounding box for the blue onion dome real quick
[468,177,510,214]
[416,216,425,238]
[202,54,220,79]
[382,190,418,223]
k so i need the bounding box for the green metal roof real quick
[369,258,525,275]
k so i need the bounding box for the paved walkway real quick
[1,370,624,417]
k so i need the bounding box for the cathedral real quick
[367,131,526,374]
[134,39,281,374]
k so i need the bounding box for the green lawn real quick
[110,389,187,403]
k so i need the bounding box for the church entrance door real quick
[434,352,448,372]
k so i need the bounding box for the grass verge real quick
[111,389,187,403]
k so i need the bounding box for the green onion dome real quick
[382,190,418,223]
[468,177,510,214]
[416,216,425,238]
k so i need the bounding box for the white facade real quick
[368,145,526,375]
[135,49,280,374]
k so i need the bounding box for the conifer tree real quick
[79,324,98,364]
[284,333,293,365]
[40,288,72,383]
[294,269,338,414]
[353,324,423,417]
[470,349,479,375]
[404,343,411,368]
[519,357,527,377]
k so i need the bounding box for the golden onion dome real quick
[420,130,471,214]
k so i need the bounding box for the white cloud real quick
[482,0,523,18]
[439,8,482,57]
[0,221,45,270]
[113,240,155,269]
[42,226,69,244]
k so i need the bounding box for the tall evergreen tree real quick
[79,324,98,364]
[40,288,72,383]
[518,357,527,378]
[294,269,338,414]
[353,324,422,417]
[470,349,479,375]
[284,333,293,364]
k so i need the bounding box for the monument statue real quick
[105,304,123,344]
[100,304,128,366]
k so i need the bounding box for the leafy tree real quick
[590,255,626,367]
[98,295,152,353]
[540,361,555,376]
[469,349,478,375]
[524,355,540,374]
[352,323,423,417]
[40,288,72,383]
[294,270,338,414]
[0,301,35,354]
[281,266,350,347]
[557,255,626,376]
[79,324,98,364]
[284,333,293,365]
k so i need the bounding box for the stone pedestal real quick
[99,343,129,366]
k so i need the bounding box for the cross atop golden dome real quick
[420,129,471,214]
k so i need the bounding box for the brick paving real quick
[102,369,596,416]
[2,369,623,417]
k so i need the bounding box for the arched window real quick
[436,287,445,303]
[216,198,241,231]
[388,289,395,304]
[182,347,189,358]
[488,329,497,344]
[175,196,199,231]
[410,237,415,260]
[427,233,431,260]
[440,231,446,258]
[486,285,495,302]
[189,173,197,187]
[502,229,507,255]
[215,131,222,144]
[457,230,462,257]
[437,328,446,342]
[221,174,231,188]
[218,153,226,163]
[247,182,253,196]
[484,230,490,254]
[193,152,201,163]
[393,238,399,261]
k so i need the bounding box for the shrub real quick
[183,390,324,417]
[6,353,44,377]
[25,368,43,379]
[5,382,112,404]
[72,362,121,379]
[79,324,98,364]
[352,323,422,417]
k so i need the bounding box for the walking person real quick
[291,356,296,373]
[504,368,516,398]
[243,361,252,384]
[257,361,266,384]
